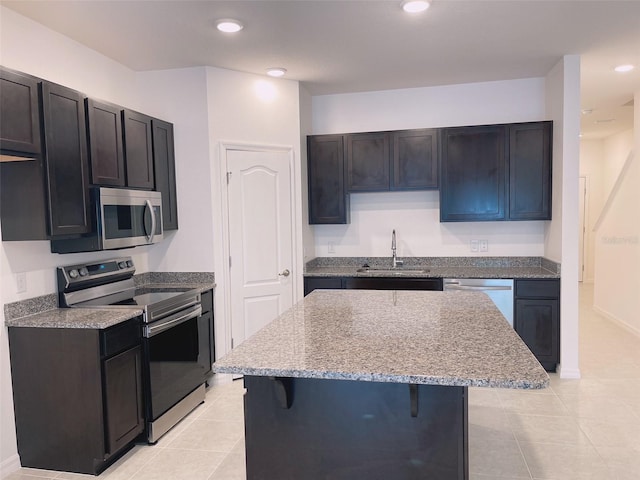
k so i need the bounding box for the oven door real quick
[142,304,207,422]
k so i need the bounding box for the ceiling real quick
[2,0,639,139]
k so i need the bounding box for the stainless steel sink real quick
[356,267,430,275]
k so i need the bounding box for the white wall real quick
[593,94,639,336]
[0,8,147,475]
[602,129,634,196]
[544,55,581,379]
[203,66,304,359]
[0,7,305,475]
[579,140,605,283]
[136,67,215,273]
[311,78,549,257]
[299,86,316,263]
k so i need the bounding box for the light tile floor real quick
[8,284,640,480]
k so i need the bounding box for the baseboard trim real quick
[593,305,640,339]
[0,453,20,479]
[557,365,581,379]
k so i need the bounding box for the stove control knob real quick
[68,269,79,279]
[126,260,133,268]
[79,267,89,277]
[118,261,127,269]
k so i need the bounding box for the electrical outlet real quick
[479,239,488,252]
[16,272,27,293]
[328,241,336,254]
[470,239,479,252]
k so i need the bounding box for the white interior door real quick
[227,149,294,347]
[578,176,586,282]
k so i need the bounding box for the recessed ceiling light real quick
[401,0,430,13]
[614,64,635,73]
[216,19,243,33]
[266,68,287,78]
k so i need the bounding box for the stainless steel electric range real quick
[58,257,208,443]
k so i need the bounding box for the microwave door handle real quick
[145,199,156,243]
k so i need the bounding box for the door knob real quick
[278,269,290,277]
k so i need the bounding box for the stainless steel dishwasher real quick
[443,278,514,327]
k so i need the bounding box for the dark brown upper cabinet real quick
[392,129,438,190]
[440,122,552,222]
[40,81,91,236]
[509,122,552,220]
[440,125,508,222]
[0,67,42,160]
[151,118,178,230]
[308,134,349,224]
[122,109,154,189]
[86,98,125,187]
[346,132,391,192]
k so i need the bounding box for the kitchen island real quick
[213,289,548,480]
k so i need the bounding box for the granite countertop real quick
[304,256,560,279]
[5,307,144,329]
[4,274,215,330]
[213,289,549,389]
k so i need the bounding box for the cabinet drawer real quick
[101,318,141,358]
[515,279,559,299]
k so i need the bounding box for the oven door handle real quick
[144,304,202,338]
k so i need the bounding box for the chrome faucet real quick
[391,229,403,268]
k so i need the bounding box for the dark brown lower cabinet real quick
[8,318,143,475]
[514,279,560,371]
[199,288,215,378]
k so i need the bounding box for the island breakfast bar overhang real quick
[213,289,549,480]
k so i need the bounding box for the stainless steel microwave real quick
[51,187,163,253]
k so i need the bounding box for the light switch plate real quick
[470,239,479,252]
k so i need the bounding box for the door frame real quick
[578,175,589,283]
[218,141,299,356]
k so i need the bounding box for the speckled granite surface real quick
[4,272,215,329]
[134,271,215,287]
[304,256,560,279]
[4,307,142,329]
[214,289,549,389]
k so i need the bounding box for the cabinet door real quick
[151,119,178,230]
[440,125,507,222]
[103,345,144,455]
[308,135,349,224]
[509,122,552,220]
[122,109,154,189]
[0,68,42,157]
[346,132,390,192]
[392,129,438,190]
[1,157,49,240]
[86,98,125,187]
[514,299,559,366]
[40,82,91,236]
[198,311,215,376]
